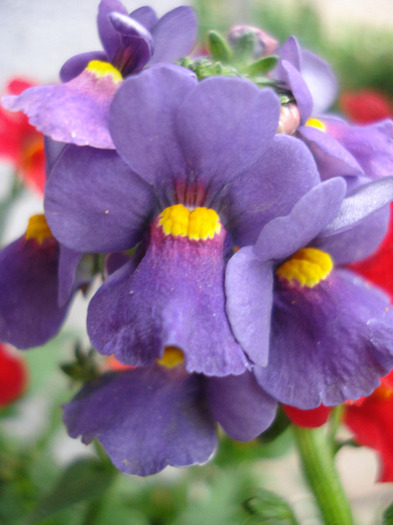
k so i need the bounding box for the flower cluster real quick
[2,1,393,476]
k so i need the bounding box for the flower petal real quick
[45,146,156,253]
[109,64,197,187]
[60,51,108,82]
[206,371,277,440]
[0,237,70,349]
[253,178,346,262]
[3,66,120,148]
[221,134,321,246]
[176,79,281,196]
[63,366,217,476]
[97,0,128,62]
[149,6,197,65]
[225,247,273,366]
[255,270,393,408]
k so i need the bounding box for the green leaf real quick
[246,56,278,77]
[383,502,393,525]
[243,488,299,524]
[25,458,116,524]
[208,31,232,63]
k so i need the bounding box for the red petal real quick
[283,404,332,428]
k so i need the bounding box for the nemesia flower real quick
[275,37,393,182]
[226,177,393,408]
[0,344,27,407]
[2,1,197,149]
[0,214,87,349]
[0,78,45,193]
[44,64,320,376]
[63,348,277,475]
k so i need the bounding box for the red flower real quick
[0,78,45,194]
[0,344,27,408]
[282,404,331,428]
[340,89,393,124]
[344,371,393,482]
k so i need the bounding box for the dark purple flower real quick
[63,351,277,476]
[226,177,393,409]
[44,65,320,377]
[0,214,88,349]
[2,2,197,149]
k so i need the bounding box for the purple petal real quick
[279,60,313,122]
[3,67,120,148]
[0,236,70,349]
[109,13,153,74]
[44,137,65,176]
[255,270,393,408]
[320,177,393,237]
[314,205,390,265]
[44,146,156,253]
[60,51,108,82]
[253,178,347,262]
[129,6,158,31]
[176,79,281,197]
[97,0,128,61]
[149,6,198,65]
[63,366,217,476]
[109,64,197,187]
[221,134,320,246]
[87,230,248,377]
[206,372,277,440]
[298,125,363,179]
[325,118,393,180]
[225,247,273,366]
[278,36,301,70]
[301,50,337,114]
[58,245,84,307]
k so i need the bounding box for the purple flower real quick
[2,2,197,149]
[44,65,320,377]
[63,351,277,476]
[275,37,393,182]
[226,177,393,409]
[0,214,87,349]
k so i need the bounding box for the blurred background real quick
[0,1,392,524]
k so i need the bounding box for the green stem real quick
[292,425,354,525]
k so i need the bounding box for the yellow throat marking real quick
[158,204,221,241]
[276,247,333,288]
[86,60,123,83]
[157,347,185,368]
[25,214,53,244]
[305,117,326,132]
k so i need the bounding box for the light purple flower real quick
[63,360,277,476]
[2,2,197,149]
[226,177,393,408]
[44,65,320,377]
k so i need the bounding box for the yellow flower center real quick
[156,346,184,368]
[25,214,53,244]
[276,247,333,288]
[86,60,123,83]
[158,204,221,241]
[305,117,326,132]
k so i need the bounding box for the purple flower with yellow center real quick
[226,176,393,408]
[44,64,320,376]
[2,1,197,149]
[63,347,277,476]
[0,214,87,349]
[276,37,393,181]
